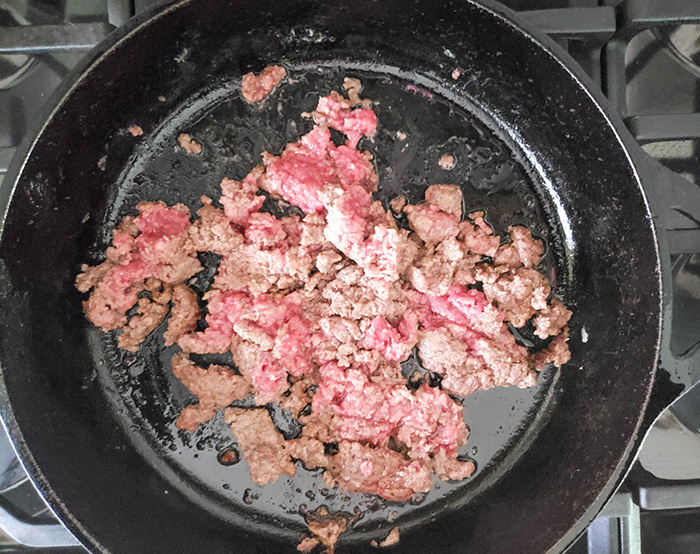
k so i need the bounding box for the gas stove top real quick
[0,1,699,553]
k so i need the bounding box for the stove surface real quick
[0,1,699,553]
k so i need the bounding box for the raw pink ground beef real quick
[77,76,572,521]
[311,91,378,148]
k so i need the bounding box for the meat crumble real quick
[299,508,351,554]
[177,133,202,155]
[77,69,572,552]
[241,65,287,104]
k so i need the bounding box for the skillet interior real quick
[90,64,562,539]
[0,1,661,553]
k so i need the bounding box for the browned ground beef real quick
[177,133,202,155]
[163,284,199,346]
[323,441,433,502]
[299,508,351,554]
[223,407,296,485]
[117,295,170,352]
[76,72,573,551]
[172,353,252,431]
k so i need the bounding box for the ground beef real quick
[361,312,418,363]
[438,154,456,170]
[412,285,539,396]
[533,298,572,339]
[324,442,432,501]
[494,225,544,269]
[187,196,243,255]
[300,508,351,554]
[177,290,245,354]
[78,76,574,544]
[312,362,468,460]
[212,247,287,296]
[315,250,343,273]
[482,268,550,327]
[261,125,376,215]
[77,202,200,330]
[75,261,113,293]
[407,238,475,296]
[220,167,266,226]
[241,65,287,104]
[431,449,476,481]
[177,133,202,155]
[458,215,500,257]
[163,284,200,346]
[279,378,315,418]
[173,353,252,431]
[530,327,571,369]
[180,291,312,403]
[118,280,172,351]
[175,405,216,433]
[404,202,460,244]
[343,77,372,108]
[362,224,418,282]
[390,196,407,213]
[320,272,407,321]
[297,537,321,553]
[424,184,462,217]
[311,91,377,149]
[223,407,296,485]
[286,436,328,470]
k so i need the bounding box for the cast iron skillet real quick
[0,0,699,552]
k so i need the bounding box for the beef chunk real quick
[173,353,252,431]
[286,436,328,470]
[220,168,266,226]
[301,508,350,554]
[482,268,550,327]
[404,203,459,244]
[164,285,200,346]
[325,442,432,501]
[494,226,544,269]
[241,65,286,103]
[533,298,572,339]
[311,91,377,149]
[118,291,170,352]
[78,202,199,330]
[530,327,571,370]
[177,133,202,155]
[280,378,315,418]
[374,526,400,548]
[431,450,476,482]
[176,405,216,432]
[343,77,372,108]
[224,407,296,485]
[424,184,462,217]
[187,196,243,255]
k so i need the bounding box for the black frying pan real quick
[0,0,699,552]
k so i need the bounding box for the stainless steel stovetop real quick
[0,1,699,552]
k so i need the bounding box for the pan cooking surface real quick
[88,65,566,542]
